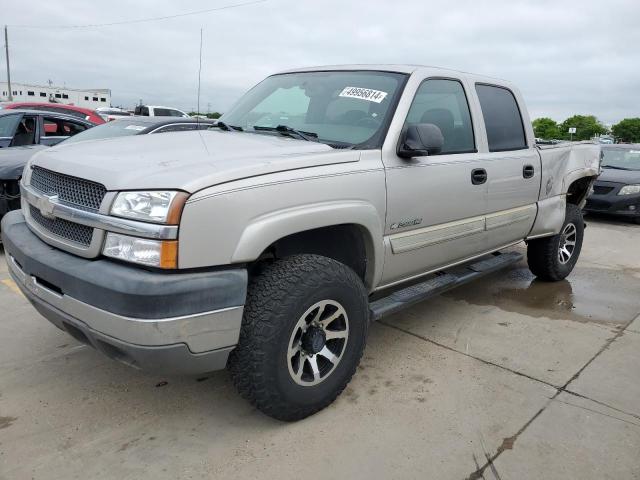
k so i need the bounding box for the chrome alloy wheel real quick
[287,300,349,386]
[558,223,577,265]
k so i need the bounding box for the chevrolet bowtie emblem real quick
[37,194,58,219]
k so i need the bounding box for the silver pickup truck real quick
[1,65,600,420]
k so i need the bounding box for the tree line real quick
[532,115,640,143]
[188,111,222,119]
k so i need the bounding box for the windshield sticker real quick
[339,87,388,103]
[125,125,146,131]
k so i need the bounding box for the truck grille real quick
[29,205,93,247]
[30,166,106,211]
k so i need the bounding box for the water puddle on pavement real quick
[444,263,640,326]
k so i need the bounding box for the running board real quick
[369,251,522,321]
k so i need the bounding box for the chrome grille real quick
[29,205,93,247]
[30,166,106,211]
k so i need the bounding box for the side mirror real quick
[397,123,444,158]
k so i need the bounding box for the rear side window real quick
[43,117,89,137]
[475,84,527,152]
[405,79,475,155]
[154,108,184,117]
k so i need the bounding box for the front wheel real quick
[228,254,369,421]
[527,203,584,281]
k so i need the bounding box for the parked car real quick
[1,102,105,125]
[584,144,640,223]
[61,116,217,145]
[0,146,46,222]
[95,107,132,122]
[0,110,94,148]
[134,105,189,117]
[0,117,216,223]
[1,65,600,421]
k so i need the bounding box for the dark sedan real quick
[0,116,217,222]
[584,144,640,224]
[0,109,94,148]
[60,116,217,145]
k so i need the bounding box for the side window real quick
[0,114,22,137]
[475,84,527,152]
[43,118,88,137]
[405,79,475,154]
[11,116,37,146]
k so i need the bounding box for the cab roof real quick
[277,64,514,88]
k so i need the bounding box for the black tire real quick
[228,254,369,421]
[527,203,584,281]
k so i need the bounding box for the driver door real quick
[380,78,490,286]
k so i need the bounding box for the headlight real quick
[618,185,640,196]
[103,232,178,268]
[110,191,187,224]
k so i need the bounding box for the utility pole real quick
[4,25,12,101]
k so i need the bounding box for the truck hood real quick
[29,130,360,192]
[0,145,47,180]
[597,167,640,185]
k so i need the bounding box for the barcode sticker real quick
[339,86,388,103]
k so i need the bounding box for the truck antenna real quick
[196,28,203,123]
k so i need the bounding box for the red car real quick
[1,102,105,125]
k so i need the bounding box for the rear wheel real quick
[527,203,584,281]
[228,254,369,421]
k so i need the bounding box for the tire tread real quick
[228,254,368,421]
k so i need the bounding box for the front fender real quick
[177,167,387,288]
[232,200,384,287]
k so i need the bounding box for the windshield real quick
[60,120,148,145]
[221,71,407,148]
[602,147,640,170]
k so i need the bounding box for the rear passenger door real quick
[474,84,541,248]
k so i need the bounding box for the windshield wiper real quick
[253,125,318,142]
[602,165,632,170]
[212,120,243,132]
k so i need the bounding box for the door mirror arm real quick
[397,123,444,159]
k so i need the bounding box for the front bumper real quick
[1,210,248,375]
[584,182,640,218]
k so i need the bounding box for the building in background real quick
[0,81,111,108]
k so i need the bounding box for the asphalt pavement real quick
[0,216,638,480]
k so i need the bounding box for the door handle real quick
[471,168,487,185]
[523,164,535,179]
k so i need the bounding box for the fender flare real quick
[231,200,384,288]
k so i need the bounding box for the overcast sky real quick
[3,0,639,124]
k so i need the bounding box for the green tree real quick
[611,118,640,143]
[532,117,561,139]
[188,111,222,119]
[559,115,607,141]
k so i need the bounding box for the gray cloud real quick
[3,0,639,124]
